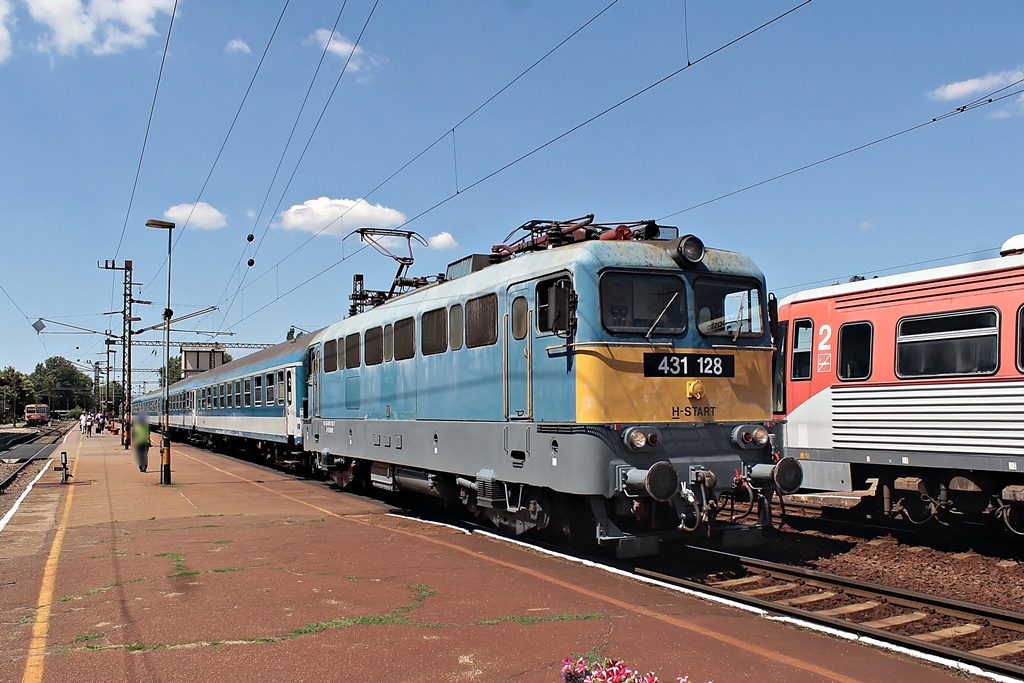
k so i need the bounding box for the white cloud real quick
[245,209,256,219]
[164,201,228,230]
[427,231,458,250]
[859,222,873,231]
[0,0,13,64]
[310,28,365,70]
[23,0,174,56]
[277,197,405,236]
[225,38,249,54]
[929,69,1024,101]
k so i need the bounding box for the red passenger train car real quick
[771,236,1024,534]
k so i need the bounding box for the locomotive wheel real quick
[556,495,597,552]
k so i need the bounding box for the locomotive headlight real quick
[678,235,705,264]
[752,426,770,447]
[624,427,648,451]
[732,424,771,450]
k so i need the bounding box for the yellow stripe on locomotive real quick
[575,346,771,424]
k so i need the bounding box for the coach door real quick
[505,284,533,420]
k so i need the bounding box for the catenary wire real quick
[190,0,352,332]
[657,79,1024,221]
[210,0,800,322]
[142,0,293,295]
[209,0,623,322]
[212,0,380,332]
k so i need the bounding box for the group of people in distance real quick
[76,409,151,474]
[78,411,107,437]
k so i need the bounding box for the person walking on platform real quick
[85,412,94,437]
[96,413,105,434]
[79,412,87,434]
[133,414,151,472]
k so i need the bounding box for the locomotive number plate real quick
[643,353,735,377]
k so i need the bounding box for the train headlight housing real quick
[625,427,647,450]
[732,424,771,450]
[677,235,705,264]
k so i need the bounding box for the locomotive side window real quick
[324,339,338,372]
[466,294,498,348]
[422,308,448,355]
[791,319,813,380]
[897,309,998,378]
[384,324,394,361]
[838,322,872,381]
[511,297,529,340]
[254,375,262,406]
[365,327,384,366]
[265,374,275,404]
[537,276,572,333]
[694,277,763,338]
[244,378,252,407]
[772,321,789,412]
[345,333,361,369]
[449,304,464,350]
[600,272,686,335]
[395,317,416,360]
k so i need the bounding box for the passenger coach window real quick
[384,324,394,362]
[466,294,498,347]
[422,308,447,355]
[791,319,813,380]
[838,322,872,381]
[254,375,263,406]
[244,378,252,407]
[227,383,233,408]
[897,309,998,378]
[449,304,464,350]
[600,273,686,336]
[235,380,242,408]
[395,317,416,360]
[694,278,763,338]
[365,327,384,365]
[345,333,361,369]
[265,374,275,404]
[277,371,285,406]
[324,339,338,372]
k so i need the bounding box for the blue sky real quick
[1,1,1022,388]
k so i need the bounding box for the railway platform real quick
[0,430,982,682]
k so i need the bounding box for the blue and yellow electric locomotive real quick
[306,216,801,556]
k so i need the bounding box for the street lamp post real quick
[146,218,175,485]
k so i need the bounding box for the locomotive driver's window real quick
[791,319,813,380]
[600,272,686,335]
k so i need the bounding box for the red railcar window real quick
[896,309,998,378]
[791,319,813,380]
[838,322,872,381]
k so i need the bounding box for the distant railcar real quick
[24,404,49,426]
[772,234,1024,534]
[136,216,799,556]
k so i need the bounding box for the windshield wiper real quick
[646,291,680,339]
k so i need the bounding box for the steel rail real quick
[638,549,1024,680]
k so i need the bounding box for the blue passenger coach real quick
[135,338,308,460]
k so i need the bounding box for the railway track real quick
[0,423,71,493]
[640,547,1024,680]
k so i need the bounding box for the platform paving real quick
[0,429,981,682]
